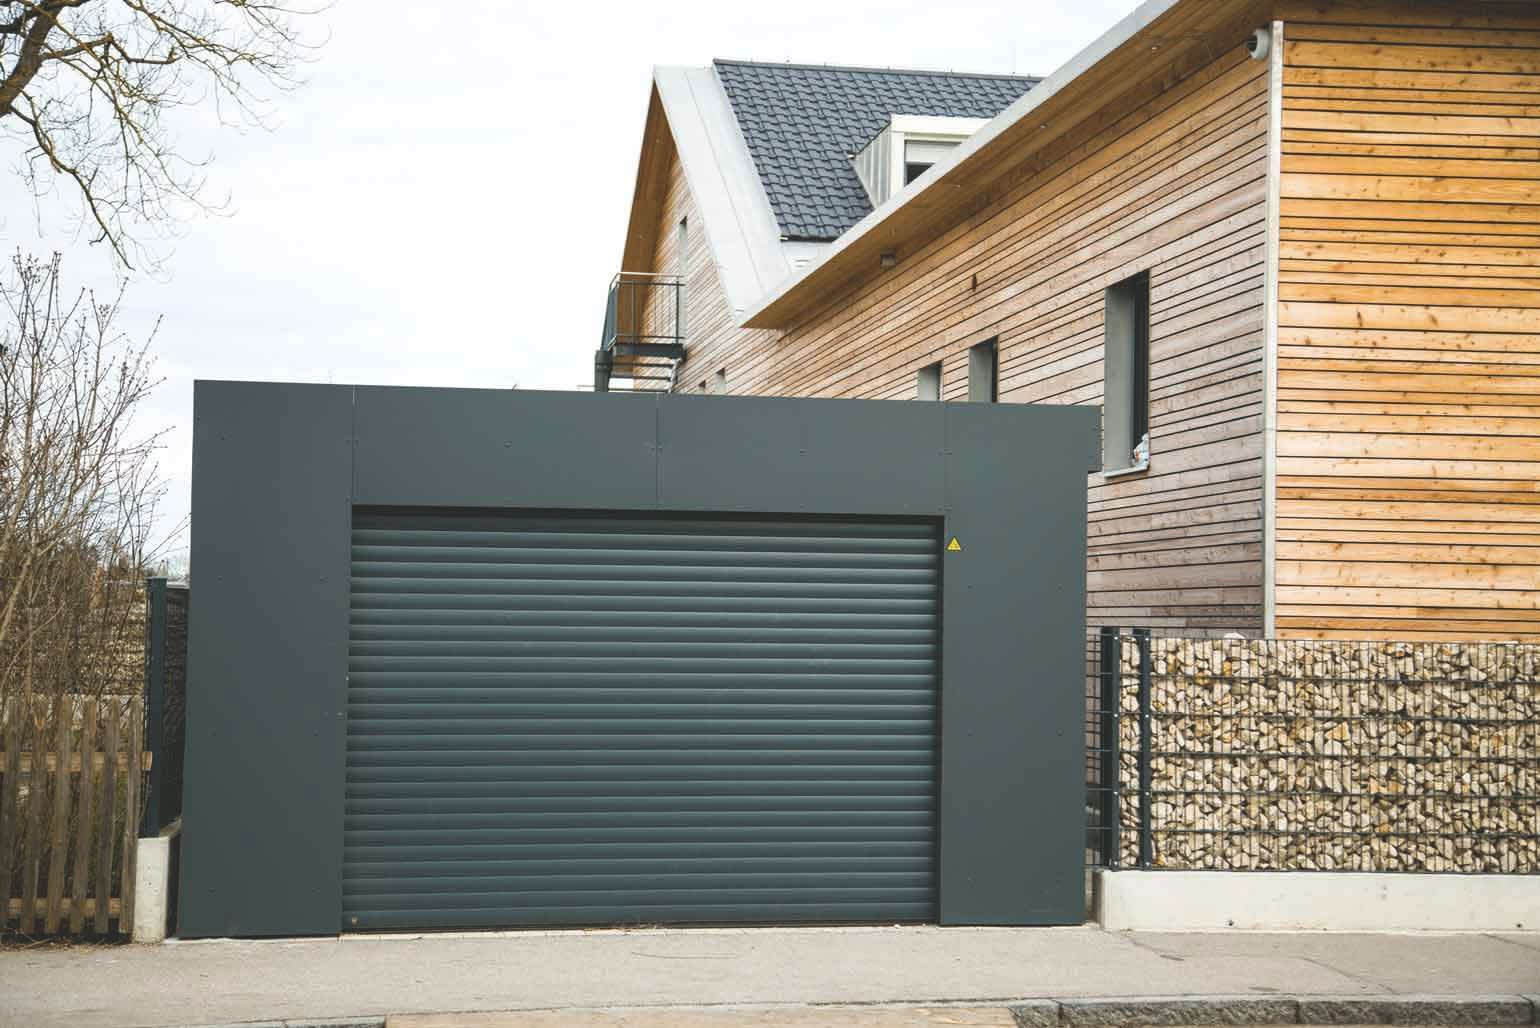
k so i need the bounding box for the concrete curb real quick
[181,996,1540,1028]
[1013,995,1539,1027]
[1056,996,1300,1025]
[182,1020,386,1028]
[1297,996,1536,1025]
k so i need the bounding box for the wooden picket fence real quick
[0,694,150,937]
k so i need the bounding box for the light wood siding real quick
[1274,2,1540,641]
[655,47,1273,633]
[637,131,775,394]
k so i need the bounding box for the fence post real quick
[141,577,166,837]
[1135,628,1153,870]
[674,278,683,344]
[1098,627,1122,869]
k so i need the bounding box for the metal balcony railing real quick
[595,272,685,392]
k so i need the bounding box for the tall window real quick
[1103,272,1151,472]
[675,217,689,340]
[916,361,941,401]
[968,339,997,403]
[713,368,727,394]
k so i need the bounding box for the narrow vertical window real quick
[1103,272,1151,472]
[916,361,941,401]
[968,339,997,403]
[713,368,727,395]
[675,217,689,342]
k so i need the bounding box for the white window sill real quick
[1102,461,1150,480]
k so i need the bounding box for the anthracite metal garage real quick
[180,384,1097,937]
[343,511,940,929]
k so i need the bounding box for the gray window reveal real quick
[916,361,941,401]
[967,340,997,403]
[1102,273,1150,473]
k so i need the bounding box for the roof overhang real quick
[742,0,1270,329]
[618,67,790,320]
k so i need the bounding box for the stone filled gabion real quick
[1109,638,1540,872]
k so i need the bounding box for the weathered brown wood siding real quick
[653,46,1273,633]
[1274,2,1540,641]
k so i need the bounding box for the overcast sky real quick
[2,0,1137,570]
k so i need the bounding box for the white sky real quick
[2,0,1137,571]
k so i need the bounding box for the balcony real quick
[594,272,685,392]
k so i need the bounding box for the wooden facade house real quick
[602,0,1540,642]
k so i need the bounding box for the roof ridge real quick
[711,57,1040,83]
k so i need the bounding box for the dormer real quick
[852,115,990,207]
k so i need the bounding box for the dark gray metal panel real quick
[185,384,1099,935]
[343,511,939,929]
[938,401,1100,924]
[352,387,659,510]
[656,395,946,515]
[180,381,354,937]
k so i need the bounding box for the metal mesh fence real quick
[1085,631,1540,873]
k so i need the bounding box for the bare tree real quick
[1,1,314,267]
[0,250,163,709]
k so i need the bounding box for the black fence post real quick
[674,278,684,343]
[141,576,168,837]
[1135,627,1153,869]
[1098,627,1122,869]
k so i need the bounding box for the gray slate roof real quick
[713,59,1037,242]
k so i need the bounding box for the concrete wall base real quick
[132,829,176,943]
[1095,869,1540,932]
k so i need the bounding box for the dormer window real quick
[853,115,989,207]
[903,138,965,185]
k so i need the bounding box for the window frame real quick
[915,361,941,402]
[967,339,998,403]
[1102,271,1152,477]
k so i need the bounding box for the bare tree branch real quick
[0,251,164,699]
[0,0,318,268]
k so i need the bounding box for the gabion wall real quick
[1109,638,1540,873]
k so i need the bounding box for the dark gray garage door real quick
[343,510,940,930]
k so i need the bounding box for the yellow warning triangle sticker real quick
[946,537,963,552]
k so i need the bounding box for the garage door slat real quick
[344,512,938,930]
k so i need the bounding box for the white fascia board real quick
[889,115,990,139]
[738,0,1189,328]
[653,65,788,320]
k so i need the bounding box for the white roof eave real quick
[653,65,789,320]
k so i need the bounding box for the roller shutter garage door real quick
[344,510,940,930]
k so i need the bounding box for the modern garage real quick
[179,383,1097,937]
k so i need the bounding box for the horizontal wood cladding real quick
[628,126,771,392]
[1274,4,1540,642]
[659,46,1273,633]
